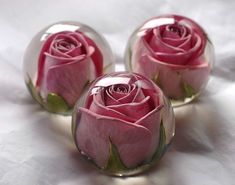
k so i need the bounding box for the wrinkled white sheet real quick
[0,0,235,184]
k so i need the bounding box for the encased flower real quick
[36,31,103,107]
[125,15,214,106]
[72,72,175,176]
[24,22,114,114]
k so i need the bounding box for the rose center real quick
[170,26,179,33]
[61,41,75,49]
[55,37,80,52]
[169,25,181,36]
[112,84,130,94]
[160,24,185,39]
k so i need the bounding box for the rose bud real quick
[72,72,175,176]
[23,21,114,114]
[125,15,214,106]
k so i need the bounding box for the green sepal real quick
[26,76,43,103]
[46,93,70,113]
[152,72,162,88]
[183,82,196,98]
[104,138,127,172]
[128,46,133,71]
[26,75,71,114]
[103,63,113,73]
[71,109,81,148]
[71,112,78,149]
[71,111,77,138]
[151,120,166,162]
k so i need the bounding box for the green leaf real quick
[104,138,127,172]
[183,82,196,98]
[26,76,43,103]
[151,120,166,162]
[46,93,70,113]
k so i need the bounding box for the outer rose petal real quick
[141,55,183,98]
[132,39,182,98]
[36,31,85,87]
[36,32,66,87]
[142,55,210,99]
[75,107,152,168]
[132,36,211,99]
[42,56,92,106]
[76,31,103,76]
[37,30,103,92]
[136,102,163,157]
[161,97,175,145]
[181,60,210,93]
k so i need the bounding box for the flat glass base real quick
[79,150,160,177]
[76,141,172,177]
[171,94,199,107]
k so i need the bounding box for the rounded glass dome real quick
[23,21,114,114]
[125,15,214,106]
[72,72,175,176]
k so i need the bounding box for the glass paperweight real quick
[23,21,114,115]
[72,72,175,176]
[125,15,214,107]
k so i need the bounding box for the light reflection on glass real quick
[113,176,150,185]
[141,18,175,30]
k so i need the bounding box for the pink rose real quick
[36,30,103,107]
[72,72,175,174]
[128,15,213,100]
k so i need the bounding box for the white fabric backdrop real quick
[0,0,235,184]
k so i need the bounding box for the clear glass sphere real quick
[72,72,175,176]
[125,15,214,107]
[23,21,114,115]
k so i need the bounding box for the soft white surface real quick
[0,0,235,184]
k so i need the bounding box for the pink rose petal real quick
[36,32,68,87]
[76,31,103,77]
[105,84,145,105]
[181,60,211,92]
[107,96,152,121]
[75,107,152,168]
[136,103,163,158]
[36,30,105,107]
[134,47,210,99]
[132,27,210,99]
[162,35,190,47]
[149,29,185,54]
[44,57,92,106]
[89,93,137,123]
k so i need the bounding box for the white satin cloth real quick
[0,0,234,184]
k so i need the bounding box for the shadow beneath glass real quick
[172,97,224,154]
[22,86,227,185]
[212,55,235,82]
